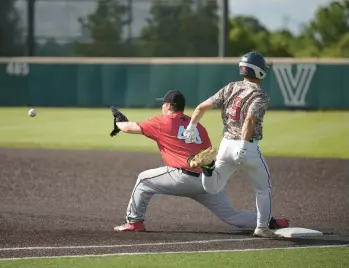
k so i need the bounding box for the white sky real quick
[229,0,334,34]
[14,0,334,38]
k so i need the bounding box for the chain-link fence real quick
[1,0,227,57]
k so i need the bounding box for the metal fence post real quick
[27,0,35,56]
[219,0,229,57]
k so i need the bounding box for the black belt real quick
[179,168,200,177]
[233,139,254,143]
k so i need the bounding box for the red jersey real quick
[137,112,212,173]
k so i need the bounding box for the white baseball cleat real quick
[253,227,284,238]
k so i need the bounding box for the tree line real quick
[1,0,349,57]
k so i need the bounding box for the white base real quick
[274,227,323,238]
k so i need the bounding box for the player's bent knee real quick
[136,171,149,183]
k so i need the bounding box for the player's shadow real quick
[145,230,253,236]
[281,237,349,246]
[146,230,349,246]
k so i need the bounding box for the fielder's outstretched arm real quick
[115,122,142,134]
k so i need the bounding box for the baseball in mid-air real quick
[28,108,37,117]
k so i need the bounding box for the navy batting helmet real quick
[239,52,268,80]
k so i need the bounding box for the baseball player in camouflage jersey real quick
[184,52,289,238]
[110,89,287,233]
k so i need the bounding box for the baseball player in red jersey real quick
[184,52,290,238]
[111,90,288,233]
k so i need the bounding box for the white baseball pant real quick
[201,137,272,228]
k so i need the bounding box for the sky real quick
[14,0,334,40]
[228,0,333,35]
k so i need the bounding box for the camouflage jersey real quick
[209,80,269,140]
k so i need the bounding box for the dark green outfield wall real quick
[1,60,348,109]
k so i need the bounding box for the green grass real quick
[1,247,348,268]
[0,107,348,159]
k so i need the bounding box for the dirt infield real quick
[0,148,348,259]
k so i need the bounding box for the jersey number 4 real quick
[177,126,203,144]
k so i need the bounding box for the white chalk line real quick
[0,237,260,251]
[1,244,348,261]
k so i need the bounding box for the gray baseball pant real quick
[125,166,257,229]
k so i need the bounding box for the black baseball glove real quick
[110,106,129,137]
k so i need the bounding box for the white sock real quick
[256,191,271,228]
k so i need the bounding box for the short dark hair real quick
[169,103,184,112]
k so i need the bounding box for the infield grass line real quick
[0,244,348,261]
[0,237,261,251]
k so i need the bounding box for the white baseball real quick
[28,108,37,117]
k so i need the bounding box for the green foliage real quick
[36,38,76,57]
[74,0,131,57]
[228,17,256,56]
[228,17,294,57]
[138,0,195,57]
[139,0,218,57]
[0,0,24,56]
[305,0,349,57]
[55,0,349,57]
[229,0,349,58]
[304,1,349,47]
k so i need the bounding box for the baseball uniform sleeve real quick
[247,96,269,119]
[137,116,161,141]
[209,83,233,108]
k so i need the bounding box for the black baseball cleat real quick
[201,161,216,176]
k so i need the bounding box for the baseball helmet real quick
[239,52,268,80]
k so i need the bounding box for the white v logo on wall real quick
[273,64,317,106]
